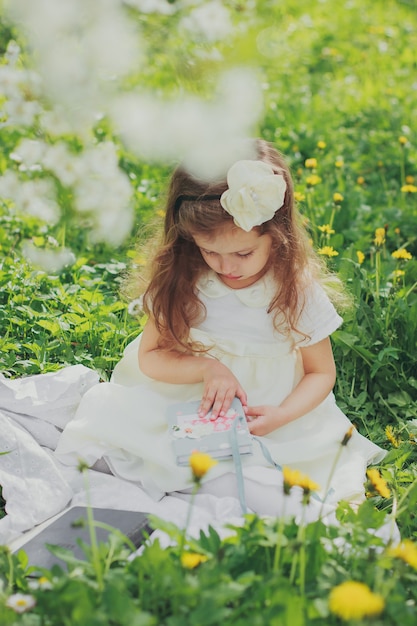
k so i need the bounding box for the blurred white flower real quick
[128,297,144,316]
[180,1,233,43]
[79,141,122,180]
[0,170,21,199]
[4,97,40,127]
[89,203,134,246]
[21,241,76,272]
[10,139,48,167]
[111,67,262,180]
[15,180,60,224]
[123,0,177,14]
[42,143,83,187]
[40,107,78,137]
[0,65,21,99]
[7,0,141,131]
[5,40,21,65]
[5,593,36,614]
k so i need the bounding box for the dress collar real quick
[196,270,276,308]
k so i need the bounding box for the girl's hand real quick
[246,405,285,436]
[199,360,247,419]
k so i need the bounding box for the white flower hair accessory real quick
[220,160,287,231]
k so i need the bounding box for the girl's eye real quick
[237,252,253,258]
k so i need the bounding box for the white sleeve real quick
[295,282,343,346]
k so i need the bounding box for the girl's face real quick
[193,224,273,289]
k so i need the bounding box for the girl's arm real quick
[138,318,247,416]
[246,337,336,436]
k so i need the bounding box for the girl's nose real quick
[220,257,235,274]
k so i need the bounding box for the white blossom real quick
[15,180,60,224]
[123,0,177,15]
[42,143,84,187]
[21,241,76,272]
[0,170,21,199]
[5,40,21,65]
[40,107,78,137]
[11,139,48,167]
[111,67,262,180]
[6,0,141,131]
[0,65,21,99]
[4,97,40,127]
[128,297,144,316]
[90,204,134,246]
[5,593,36,614]
[180,1,233,43]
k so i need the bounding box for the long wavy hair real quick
[130,139,340,350]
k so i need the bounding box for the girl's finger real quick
[236,388,248,408]
[199,391,215,415]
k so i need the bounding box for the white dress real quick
[56,271,386,508]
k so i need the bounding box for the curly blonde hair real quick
[126,139,344,350]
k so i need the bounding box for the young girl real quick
[56,139,385,516]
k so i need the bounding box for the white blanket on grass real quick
[0,366,243,552]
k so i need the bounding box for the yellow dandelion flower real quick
[333,192,344,204]
[356,250,365,265]
[374,227,386,247]
[392,248,412,261]
[306,174,322,186]
[156,209,166,218]
[398,135,408,145]
[318,224,335,235]
[335,159,344,168]
[305,157,317,169]
[388,540,417,569]
[394,227,401,234]
[317,140,326,149]
[318,246,339,257]
[189,451,218,481]
[282,466,320,496]
[405,175,414,184]
[329,581,384,621]
[366,468,391,498]
[401,184,417,193]
[391,269,405,281]
[385,425,400,448]
[357,176,365,185]
[294,191,306,202]
[180,552,208,569]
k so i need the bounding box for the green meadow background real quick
[1,1,417,623]
[2,0,416,446]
